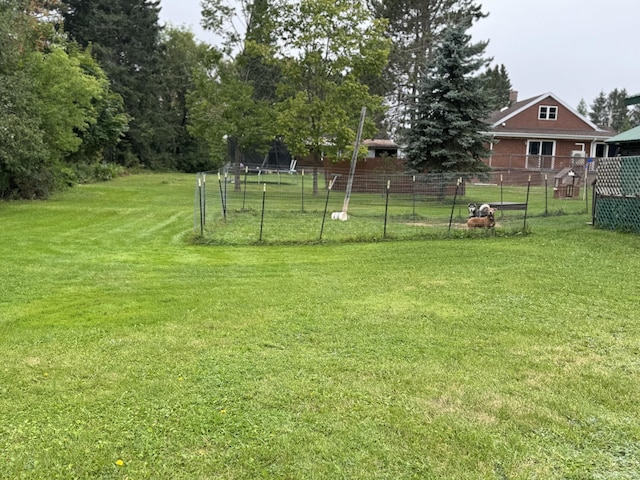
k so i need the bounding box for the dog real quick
[477,203,491,217]
[467,203,478,218]
[468,203,492,217]
[466,208,495,228]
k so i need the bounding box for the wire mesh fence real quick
[194,169,594,244]
[595,156,640,233]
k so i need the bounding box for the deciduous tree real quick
[156,28,214,172]
[1,0,124,198]
[271,0,389,193]
[61,0,168,168]
[194,0,279,187]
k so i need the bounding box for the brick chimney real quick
[509,90,518,105]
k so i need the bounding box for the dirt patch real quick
[406,222,467,228]
[406,221,501,229]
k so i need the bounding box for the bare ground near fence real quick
[194,170,594,244]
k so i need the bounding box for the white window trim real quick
[526,139,556,169]
[527,139,556,156]
[591,142,609,158]
[538,105,558,120]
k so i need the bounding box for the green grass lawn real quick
[1,173,639,479]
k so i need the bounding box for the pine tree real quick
[630,105,640,128]
[608,88,631,133]
[61,0,168,168]
[480,64,512,111]
[403,19,491,174]
[588,89,633,132]
[589,91,609,128]
[577,98,588,117]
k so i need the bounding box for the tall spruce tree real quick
[367,0,485,136]
[61,0,168,168]
[587,88,635,132]
[403,19,491,173]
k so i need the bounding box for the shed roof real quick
[624,94,640,106]
[605,125,640,144]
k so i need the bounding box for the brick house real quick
[320,139,402,173]
[485,92,615,170]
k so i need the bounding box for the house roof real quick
[487,127,614,142]
[605,125,640,144]
[487,92,606,133]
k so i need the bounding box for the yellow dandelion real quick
[220,409,227,414]
[115,459,124,467]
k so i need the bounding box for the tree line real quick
[2,0,509,199]
[578,89,640,133]
[1,0,213,199]
[15,0,617,200]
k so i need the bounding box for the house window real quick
[539,106,558,120]
[527,140,555,169]
[528,140,555,156]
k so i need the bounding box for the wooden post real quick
[384,180,391,237]
[523,175,532,231]
[259,183,266,242]
[448,178,461,233]
[319,176,337,240]
[341,107,367,217]
[242,166,248,211]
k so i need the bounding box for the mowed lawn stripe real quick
[0,173,639,479]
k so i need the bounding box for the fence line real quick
[194,169,594,244]
[594,156,640,233]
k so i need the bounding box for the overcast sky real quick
[158,0,639,110]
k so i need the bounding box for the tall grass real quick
[1,173,638,479]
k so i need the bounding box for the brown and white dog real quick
[467,208,495,228]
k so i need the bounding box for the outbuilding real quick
[605,125,640,157]
[553,167,580,198]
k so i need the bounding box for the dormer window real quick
[539,105,558,120]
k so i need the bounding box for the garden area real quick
[194,169,594,245]
[1,173,639,479]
